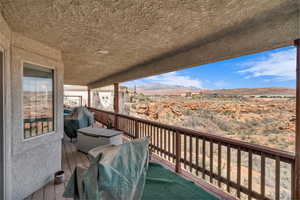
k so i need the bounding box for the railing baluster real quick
[147,123,149,137]
[135,120,139,139]
[218,142,221,188]
[152,125,154,145]
[35,121,38,135]
[275,156,280,200]
[154,126,157,153]
[261,153,265,199]
[196,136,199,176]
[148,123,150,137]
[132,120,134,136]
[131,119,132,135]
[47,119,49,132]
[160,128,163,156]
[30,121,33,137]
[156,126,159,154]
[132,120,134,135]
[202,139,206,179]
[128,119,130,134]
[143,122,146,137]
[130,119,132,135]
[210,140,213,183]
[144,123,148,137]
[41,121,44,134]
[184,134,187,169]
[172,131,175,163]
[140,122,142,137]
[168,130,171,161]
[175,130,181,173]
[139,122,142,137]
[227,145,231,192]
[127,120,131,134]
[190,136,193,172]
[164,129,167,158]
[237,147,241,198]
[248,151,253,200]
[144,122,146,137]
[139,122,142,139]
[148,123,150,138]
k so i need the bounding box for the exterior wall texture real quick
[10,32,64,200]
[0,10,12,200]
[1,11,64,200]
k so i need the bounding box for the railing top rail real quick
[88,107,295,161]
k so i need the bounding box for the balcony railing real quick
[24,117,54,139]
[88,107,296,200]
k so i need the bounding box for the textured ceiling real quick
[0,0,299,87]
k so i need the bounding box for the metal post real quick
[294,39,300,199]
[114,83,119,129]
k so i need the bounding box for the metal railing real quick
[24,117,53,138]
[88,107,296,200]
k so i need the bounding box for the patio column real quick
[87,87,91,107]
[114,83,119,129]
[295,39,300,199]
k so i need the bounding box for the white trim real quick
[20,60,57,142]
[0,45,10,200]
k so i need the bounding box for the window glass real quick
[64,96,82,108]
[23,63,54,139]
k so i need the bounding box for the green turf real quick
[142,162,220,200]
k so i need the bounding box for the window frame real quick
[21,60,56,141]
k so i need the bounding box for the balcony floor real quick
[24,137,234,200]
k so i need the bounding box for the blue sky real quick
[123,46,296,89]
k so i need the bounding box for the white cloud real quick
[238,48,296,81]
[146,72,203,88]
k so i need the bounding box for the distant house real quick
[185,92,192,97]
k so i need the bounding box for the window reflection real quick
[23,63,54,139]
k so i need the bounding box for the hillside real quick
[133,83,296,96]
[206,87,296,96]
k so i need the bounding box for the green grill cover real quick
[63,137,150,200]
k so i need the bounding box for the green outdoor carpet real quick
[142,162,220,200]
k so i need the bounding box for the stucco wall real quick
[0,10,12,200]
[10,32,64,200]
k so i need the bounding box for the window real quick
[23,62,54,139]
[64,96,82,108]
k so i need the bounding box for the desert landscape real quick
[125,87,296,152]
[23,91,54,138]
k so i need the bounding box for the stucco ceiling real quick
[0,0,299,88]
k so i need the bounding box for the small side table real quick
[76,127,123,153]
